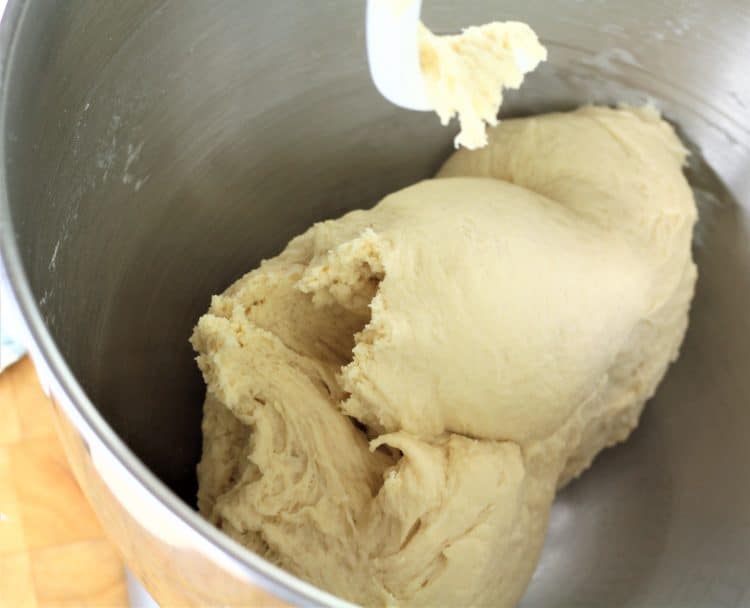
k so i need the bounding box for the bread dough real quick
[419,21,546,149]
[192,106,697,607]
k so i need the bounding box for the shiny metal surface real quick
[0,1,748,606]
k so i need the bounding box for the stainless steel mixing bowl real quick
[1,1,749,606]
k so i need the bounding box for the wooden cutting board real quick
[0,357,129,608]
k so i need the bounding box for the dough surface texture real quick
[193,106,697,607]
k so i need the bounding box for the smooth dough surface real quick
[192,106,697,607]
